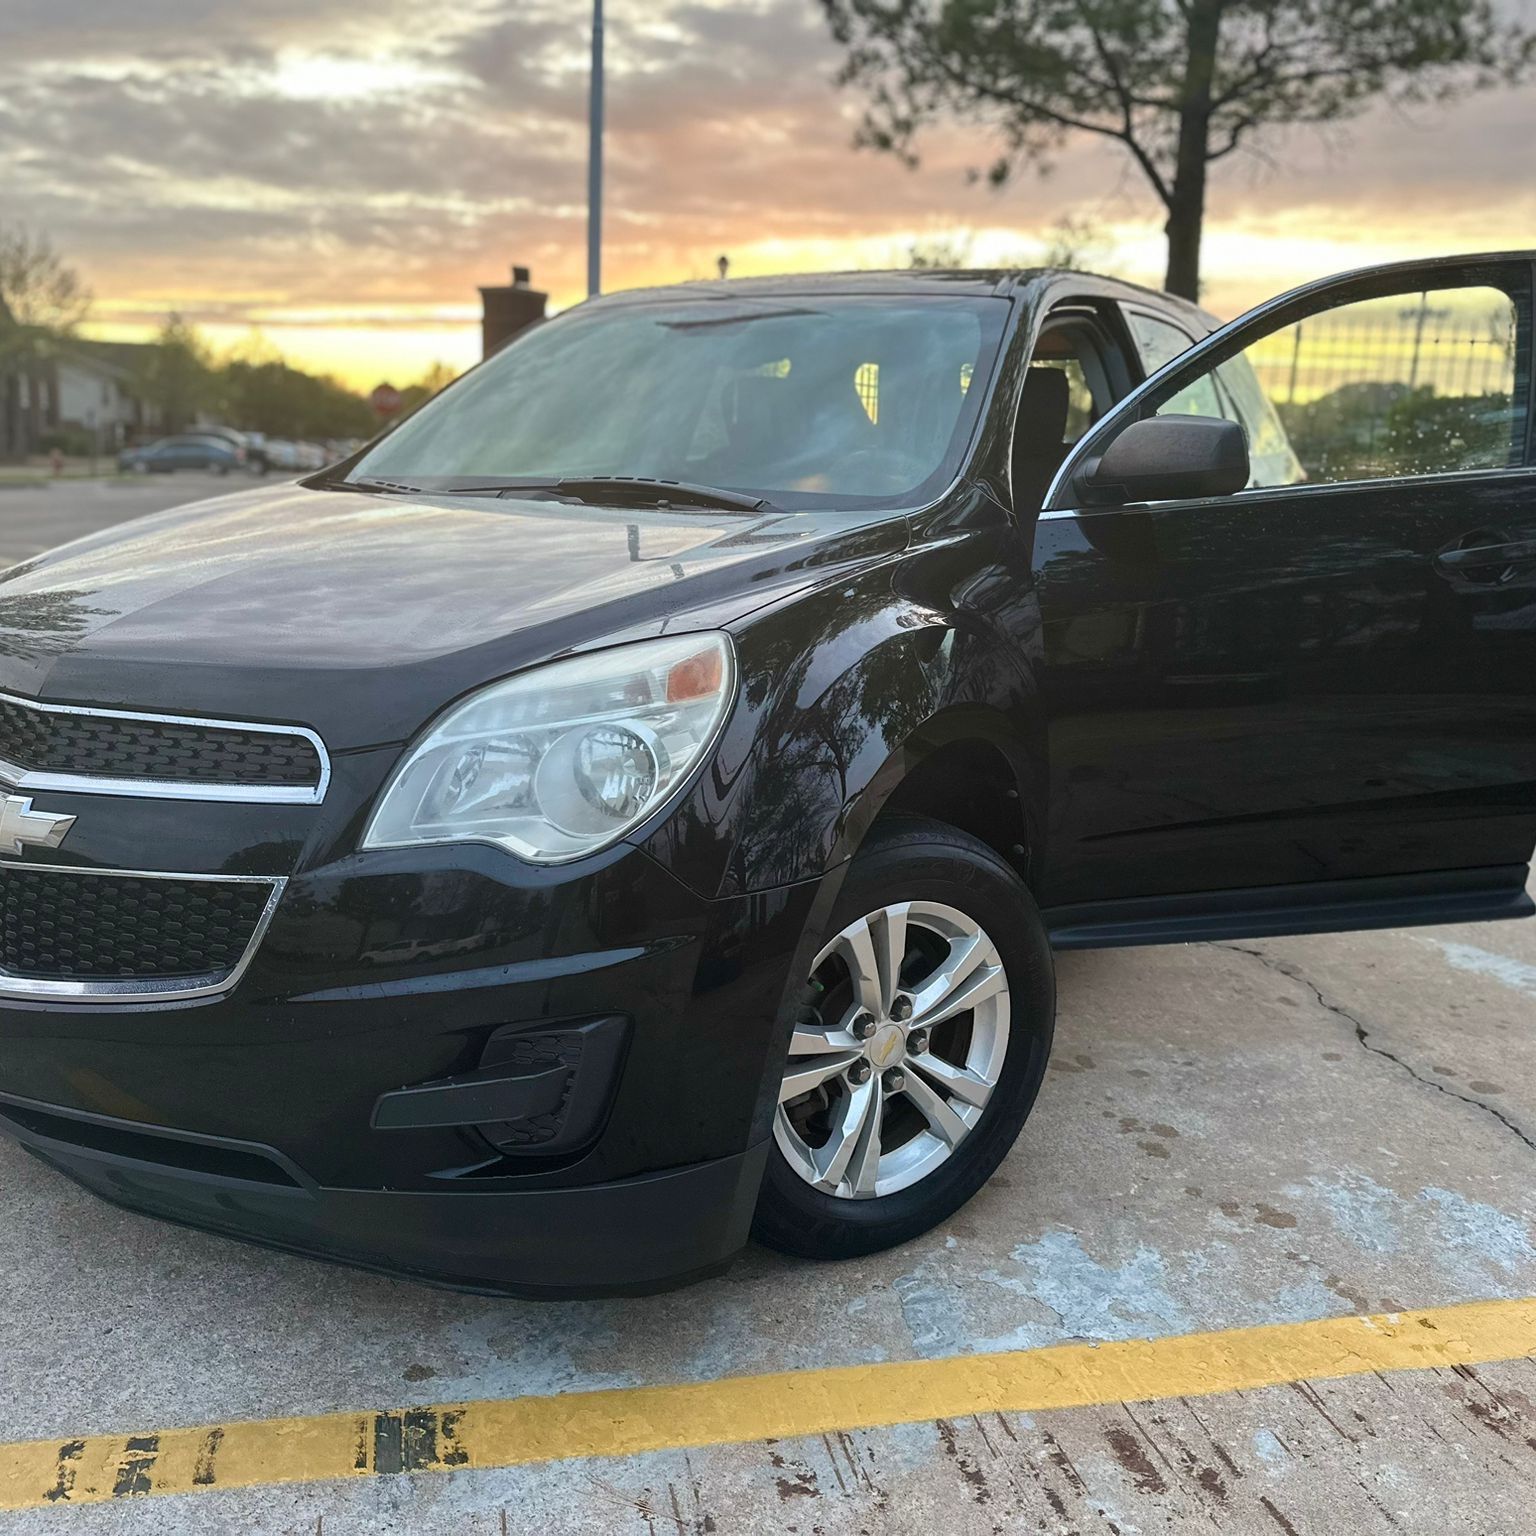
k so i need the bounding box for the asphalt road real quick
[0,471,256,568]
[0,474,1534,1532]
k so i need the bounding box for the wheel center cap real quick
[868,1023,905,1069]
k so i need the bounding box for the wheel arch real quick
[859,732,1035,882]
[718,686,1043,900]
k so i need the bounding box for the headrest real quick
[730,374,787,426]
[1020,367,1071,449]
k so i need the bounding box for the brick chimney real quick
[479,265,549,358]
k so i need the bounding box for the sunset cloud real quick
[4,0,1532,386]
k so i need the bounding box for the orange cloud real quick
[4,0,1529,386]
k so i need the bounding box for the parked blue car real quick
[117,435,242,474]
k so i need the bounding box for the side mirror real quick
[1082,415,1250,505]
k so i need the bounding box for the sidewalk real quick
[0,455,121,488]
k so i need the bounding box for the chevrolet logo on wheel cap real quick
[0,795,75,856]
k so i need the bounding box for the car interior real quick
[1010,313,1126,511]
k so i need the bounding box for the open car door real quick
[1033,252,1536,944]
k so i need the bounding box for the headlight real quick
[362,633,736,863]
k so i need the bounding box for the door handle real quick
[1434,530,1536,583]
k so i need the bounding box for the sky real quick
[3,0,1534,390]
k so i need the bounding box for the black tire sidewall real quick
[753,819,1055,1258]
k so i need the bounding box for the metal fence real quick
[1239,300,1518,480]
[1247,304,1516,408]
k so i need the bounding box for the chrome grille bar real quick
[0,690,330,804]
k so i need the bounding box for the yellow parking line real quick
[5,1293,1536,1511]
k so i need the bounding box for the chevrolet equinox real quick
[0,252,1532,1295]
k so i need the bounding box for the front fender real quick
[641,522,1043,899]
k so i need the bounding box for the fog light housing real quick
[370,1017,630,1158]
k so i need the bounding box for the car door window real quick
[1242,287,1520,483]
[1138,284,1524,492]
[1204,354,1303,487]
[1053,260,1535,514]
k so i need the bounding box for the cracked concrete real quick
[1216,939,1536,1154]
[4,877,1534,1533]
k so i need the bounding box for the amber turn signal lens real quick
[667,646,725,703]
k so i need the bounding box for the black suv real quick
[0,253,1532,1296]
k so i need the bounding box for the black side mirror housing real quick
[1082,415,1250,505]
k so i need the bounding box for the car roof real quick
[579,267,1218,331]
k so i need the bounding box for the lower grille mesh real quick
[0,868,273,981]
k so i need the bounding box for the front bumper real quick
[0,839,824,1296]
[11,1098,769,1296]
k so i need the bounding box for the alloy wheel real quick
[774,900,1011,1200]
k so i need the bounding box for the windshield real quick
[350,294,1008,509]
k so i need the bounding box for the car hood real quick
[0,481,905,749]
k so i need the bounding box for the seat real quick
[1012,367,1072,512]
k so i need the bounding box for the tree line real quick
[135,315,381,442]
[0,225,450,455]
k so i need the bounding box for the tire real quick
[753,815,1055,1260]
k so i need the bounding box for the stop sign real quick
[370,383,402,418]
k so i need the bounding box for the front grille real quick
[0,693,325,796]
[0,867,275,983]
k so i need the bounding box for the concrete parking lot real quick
[0,477,1534,1533]
[0,472,256,567]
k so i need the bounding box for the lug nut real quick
[848,1060,873,1085]
[890,995,913,1022]
[906,1028,929,1055]
[883,1068,906,1092]
[851,1012,877,1040]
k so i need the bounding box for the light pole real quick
[587,0,604,298]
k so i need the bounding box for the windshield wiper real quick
[545,476,771,513]
[333,473,773,514]
[420,475,773,513]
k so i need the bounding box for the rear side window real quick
[1210,355,1306,487]
[1125,310,1196,376]
[1128,308,1304,488]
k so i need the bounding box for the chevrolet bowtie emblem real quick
[0,795,75,857]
